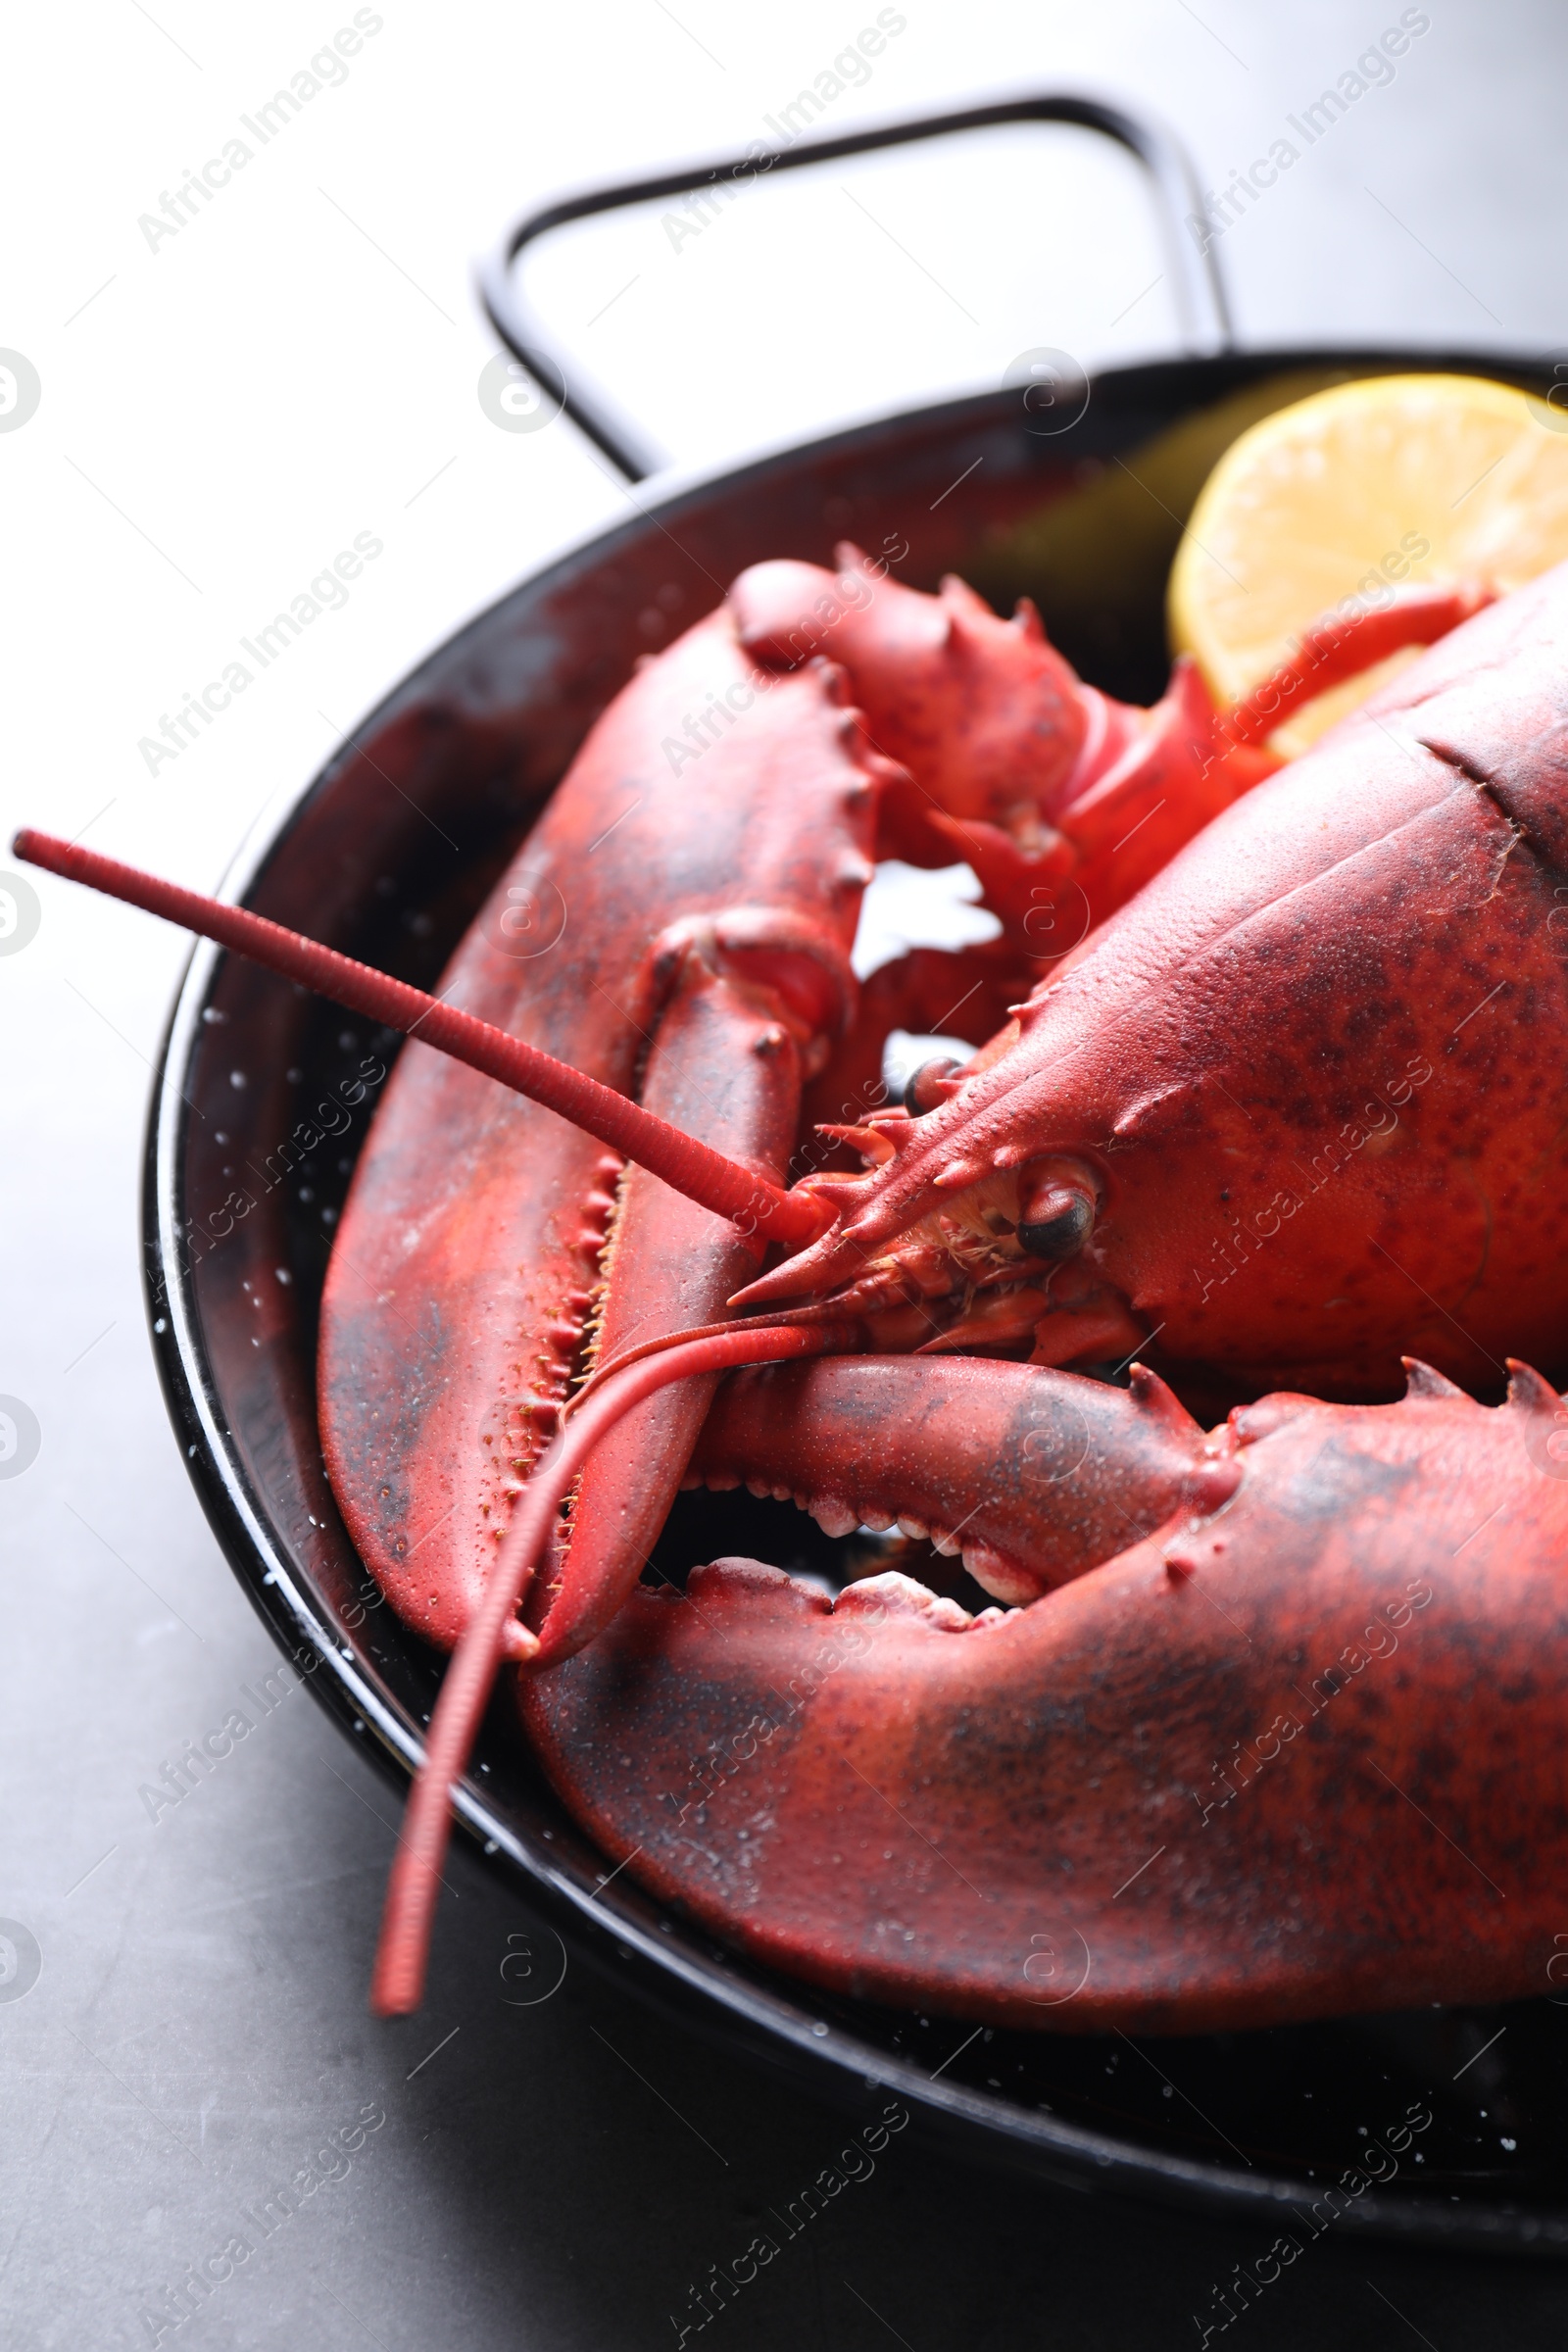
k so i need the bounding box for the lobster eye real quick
[902,1057,962,1116]
[1017,1195,1095,1259]
[1016,1161,1099,1260]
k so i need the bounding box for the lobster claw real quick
[318,605,883,1664]
[729,550,1492,955]
[730,548,1098,867]
[921,660,1285,958]
[729,548,1272,931]
[688,1354,1209,1602]
[523,1364,1568,2031]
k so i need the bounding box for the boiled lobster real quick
[20,538,1568,2035]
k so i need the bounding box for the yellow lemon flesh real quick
[1169,372,1568,758]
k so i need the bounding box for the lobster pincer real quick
[318,605,884,1657]
[524,1361,1568,2032]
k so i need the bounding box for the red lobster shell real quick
[19,549,1568,2032]
[524,1356,1568,2031]
[319,554,1568,2023]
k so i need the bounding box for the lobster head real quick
[741,564,1568,1402]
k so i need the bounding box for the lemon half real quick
[1169,373,1568,757]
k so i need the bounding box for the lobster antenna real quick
[369,1315,856,2017]
[14,830,826,1247]
[564,1297,864,1421]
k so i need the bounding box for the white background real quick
[4,4,1568,2347]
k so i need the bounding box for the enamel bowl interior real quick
[147,348,1568,2250]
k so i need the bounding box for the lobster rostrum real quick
[20,547,1568,2029]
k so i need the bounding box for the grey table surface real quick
[7,1,1568,2344]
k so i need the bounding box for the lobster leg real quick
[522,1361,1568,2032]
[798,941,1027,1173]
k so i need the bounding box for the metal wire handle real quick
[477,91,1234,481]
